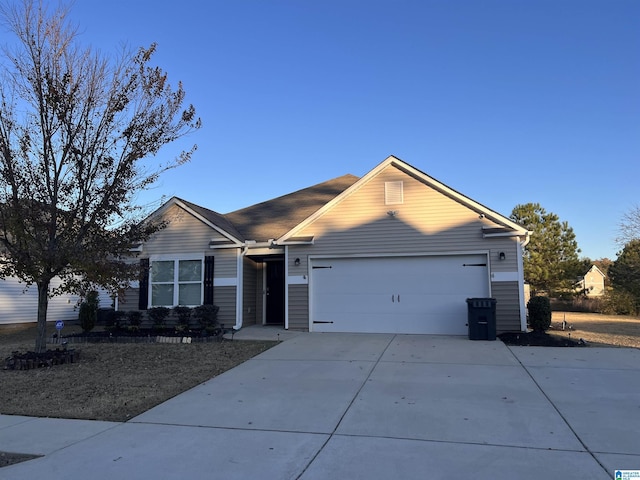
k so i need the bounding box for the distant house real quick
[118,155,532,334]
[576,265,606,296]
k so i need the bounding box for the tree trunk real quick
[35,281,50,353]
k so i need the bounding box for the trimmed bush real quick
[148,307,171,330]
[193,304,220,334]
[173,306,192,332]
[127,311,143,332]
[78,291,100,332]
[528,296,552,332]
[105,310,127,332]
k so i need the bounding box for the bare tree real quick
[618,205,640,246]
[0,1,200,352]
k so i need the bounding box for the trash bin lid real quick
[466,298,497,308]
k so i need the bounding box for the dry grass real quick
[0,323,277,422]
[549,311,640,348]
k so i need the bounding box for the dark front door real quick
[265,260,285,325]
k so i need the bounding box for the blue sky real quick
[44,2,640,259]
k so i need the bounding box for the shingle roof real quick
[223,174,359,242]
[175,198,245,242]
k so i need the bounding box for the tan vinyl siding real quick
[294,165,519,259]
[143,204,229,256]
[486,240,520,273]
[214,249,238,278]
[288,284,309,330]
[214,286,236,327]
[118,287,139,312]
[243,258,257,326]
[492,281,522,333]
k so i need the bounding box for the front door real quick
[265,260,285,325]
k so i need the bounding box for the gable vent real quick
[385,181,404,205]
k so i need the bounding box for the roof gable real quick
[585,265,606,278]
[279,155,529,242]
[150,197,244,244]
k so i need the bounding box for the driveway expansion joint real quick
[505,345,610,476]
[294,334,397,480]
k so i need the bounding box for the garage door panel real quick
[314,293,394,315]
[311,255,489,334]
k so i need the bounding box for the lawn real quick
[548,311,640,348]
[0,323,277,422]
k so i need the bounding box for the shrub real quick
[78,291,100,332]
[528,296,552,332]
[173,306,192,332]
[105,310,127,332]
[192,305,220,334]
[600,290,638,316]
[550,296,605,313]
[127,311,143,332]
[148,307,171,330]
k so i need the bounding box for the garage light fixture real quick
[294,258,301,266]
[499,252,506,261]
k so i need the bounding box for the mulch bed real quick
[4,348,80,370]
[5,329,234,370]
[498,331,585,347]
[56,328,233,344]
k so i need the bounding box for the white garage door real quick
[310,254,489,334]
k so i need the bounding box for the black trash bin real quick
[466,298,497,341]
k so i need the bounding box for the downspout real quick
[235,246,249,331]
[517,231,532,332]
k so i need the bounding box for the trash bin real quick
[466,298,497,341]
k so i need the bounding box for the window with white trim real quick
[150,257,203,306]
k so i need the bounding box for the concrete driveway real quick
[1,333,639,479]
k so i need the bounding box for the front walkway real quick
[225,324,303,341]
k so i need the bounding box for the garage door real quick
[310,254,489,334]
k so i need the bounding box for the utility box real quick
[466,298,497,341]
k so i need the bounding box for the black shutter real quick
[138,258,150,310]
[203,256,214,305]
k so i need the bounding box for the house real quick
[118,156,531,334]
[0,276,111,325]
[576,265,606,296]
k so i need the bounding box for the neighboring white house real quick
[576,265,606,296]
[0,276,112,325]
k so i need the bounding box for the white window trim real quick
[149,254,205,307]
